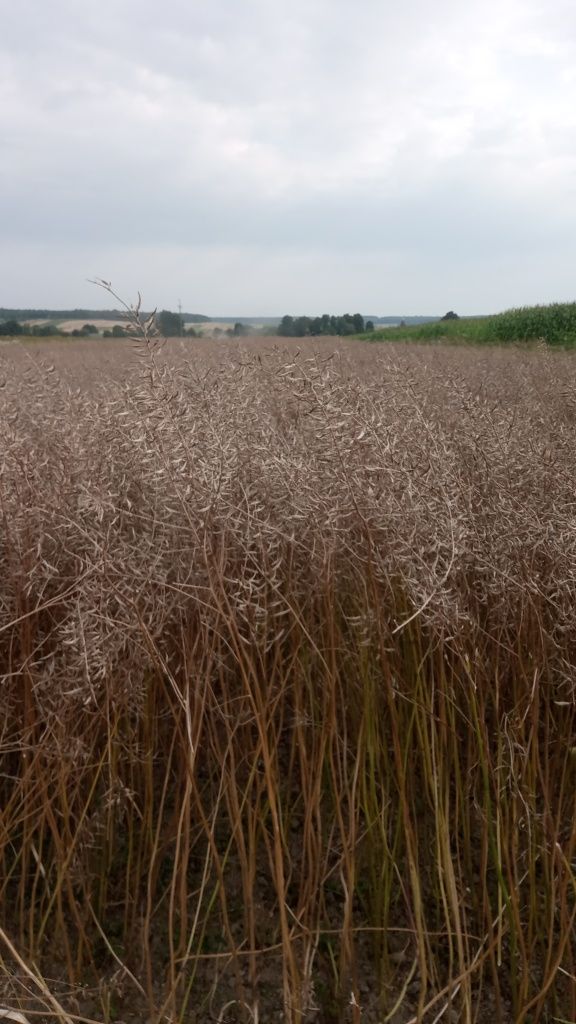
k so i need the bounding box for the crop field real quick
[0,333,574,1024]
[361,302,576,347]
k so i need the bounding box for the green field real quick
[358,302,576,347]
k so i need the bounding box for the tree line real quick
[0,320,63,337]
[277,313,374,337]
[0,320,106,337]
[0,312,199,338]
[0,308,210,323]
[1,310,377,340]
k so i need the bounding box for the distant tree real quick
[441,311,459,321]
[31,323,58,336]
[233,322,246,336]
[0,319,23,336]
[278,312,368,337]
[157,310,183,336]
[293,316,311,336]
[278,315,295,337]
[112,325,127,338]
[81,323,98,335]
[365,320,374,332]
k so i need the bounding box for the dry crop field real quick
[0,333,574,1024]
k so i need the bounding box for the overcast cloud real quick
[1,0,576,315]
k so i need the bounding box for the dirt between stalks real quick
[0,958,514,1024]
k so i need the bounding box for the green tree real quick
[278,315,295,337]
[0,320,23,336]
[277,312,367,337]
[31,323,58,337]
[293,317,310,336]
[157,310,183,336]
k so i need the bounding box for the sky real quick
[1,0,576,316]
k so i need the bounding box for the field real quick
[361,302,576,347]
[0,333,574,1024]
[22,320,130,333]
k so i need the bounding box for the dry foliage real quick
[0,322,574,1024]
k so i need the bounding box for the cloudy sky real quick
[1,0,576,316]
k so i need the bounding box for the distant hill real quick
[211,315,443,326]
[181,313,211,324]
[0,310,448,330]
[206,316,281,325]
[0,308,211,324]
[370,316,440,326]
